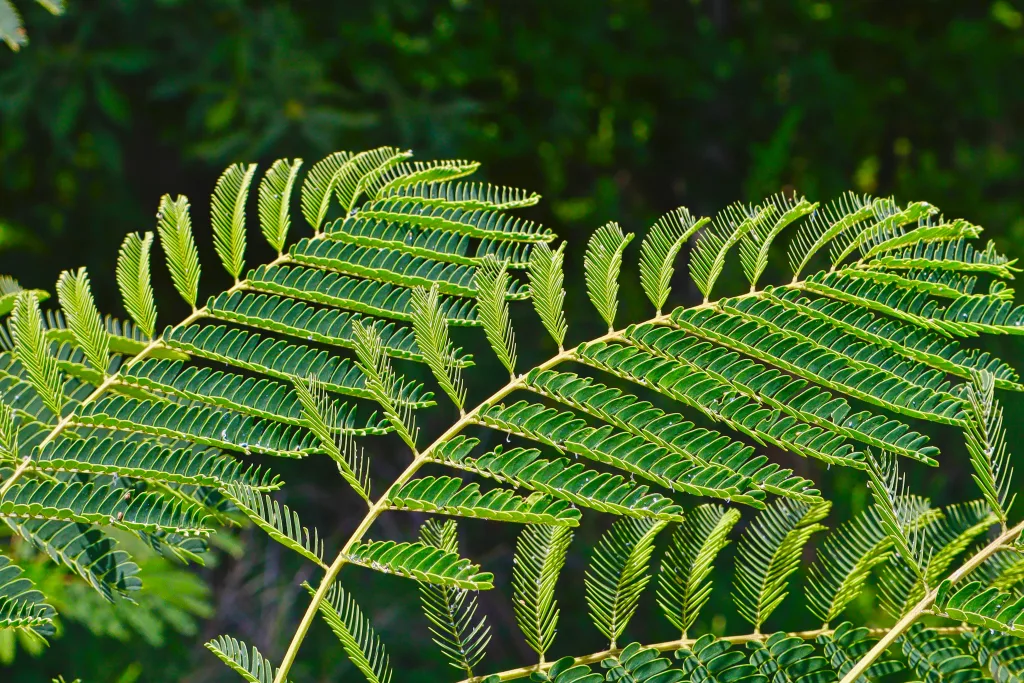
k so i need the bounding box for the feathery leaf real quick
[527,241,568,349]
[411,284,467,412]
[352,321,419,450]
[965,370,1015,526]
[310,582,393,683]
[475,256,517,378]
[211,162,258,281]
[55,267,109,373]
[206,635,285,683]
[155,194,201,309]
[116,231,157,338]
[639,207,708,315]
[258,158,303,254]
[512,524,572,660]
[584,222,633,331]
[10,290,63,416]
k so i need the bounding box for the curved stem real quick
[838,518,1024,683]
[459,626,973,683]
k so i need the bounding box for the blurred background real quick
[2,1,1024,681]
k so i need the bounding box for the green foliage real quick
[5,145,1024,683]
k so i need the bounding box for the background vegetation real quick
[1,1,1023,680]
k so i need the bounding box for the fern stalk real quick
[837,517,1024,683]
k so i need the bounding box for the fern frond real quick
[55,267,109,373]
[211,162,258,282]
[746,632,831,683]
[0,480,210,536]
[639,207,708,315]
[527,241,568,349]
[829,199,937,267]
[305,581,392,683]
[585,516,668,647]
[475,256,517,378]
[817,622,905,683]
[675,635,765,683]
[155,194,201,309]
[690,201,765,301]
[116,231,157,338]
[300,150,352,232]
[206,634,285,683]
[417,519,490,675]
[512,523,572,660]
[0,400,16,461]
[0,554,56,636]
[657,504,740,637]
[388,476,579,526]
[3,519,141,601]
[334,146,411,214]
[739,194,817,290]
[965,370,1015,526]
[258,158,303,254]
[293,375,371,502]
[584,222,633,331]
[345,540,493,590]
[359,198,553,243]
[732,498,829,630]
[861,215,980,261]
[865,451,931,578]
[0,276,48,317]
[432,437,685,522]
[935,579,1024,637]
[352,321,419,450]
[900,623,984,683]
[865,238,1020,279]
[370,159,480,199]
[788,192,873,280]
[10,290,63,416]
[384,180,540,211]
[221,484,325,568]
[411,284,467,412]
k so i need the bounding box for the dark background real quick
[2,1,1024,681]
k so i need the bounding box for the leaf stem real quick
[837,518,1024,683]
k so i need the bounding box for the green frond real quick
[352,321,419,450]
[411,284,467,411]
[622,322,938,463]
[206,634,285,683]
[258,158,303,254]
[527,241,568,349]
[575,339,866,470]
[602,643,684,683]
[430,437,685,521]
[0,276,49,317]
[739,194,817,290]
[861,215,980,261]
[0,554,56,637]
[326,215,481,267]
[334,146,411,214]
[746,632,832,683]
[369,158,480,199]
[656,504,740,637]
[935,579,1024,637]
[10,290,63,416]
[675,635,766,683]
[293,375,371,502]
[345,539,494,590]
[0,480,210,536]
[221,484,325,568]
[75,394,319,458]
[639,207,708,315]
[0,400,16,461]
[388,476,579,526]
[534,657,603,683]
[817,622,905,683]
[523,368,819,503]
[245,263,479,326]
[584,222,633,331]
[475,256,517,378]
[211,162,258,282]
[732,498,830,630]
[384,180,540,211]
[828,199,937,268]
[512,524,572,660]
[301,150,352,232]
[155,194,201,309]
[788,192,874,280]
[963,629,1024,683]
[3,519,141,601]
[116,231,158,338]
[35,436,277,491]
[764,286,1021,390]
[55,267,109,373]
[690,201,766,301]
[865,451,931,579]
[359,198,553,243]
[119,358,388,434]
[474,399,765,506]
[806,506,894,625]
[309,581,393,683]
[965,370,1015,525]
[865,237,1020,279]
[417,519,491,675]
[160,324,432,409]
[977,547,1024,592]
[901,624,985,683]
[585,516,668,647]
